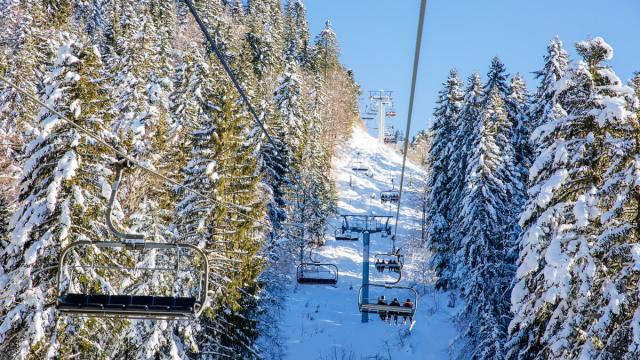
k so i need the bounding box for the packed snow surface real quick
[281,126,457,359]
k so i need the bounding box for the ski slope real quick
[281,126,458,359]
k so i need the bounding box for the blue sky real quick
[303,0,640,138]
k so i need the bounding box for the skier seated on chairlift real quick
[375,259,383,272]
[377,296,388,321]
[402,298,414,324]
[389,298,401,325]
[388,259,398,271]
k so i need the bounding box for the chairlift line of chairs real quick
[56,159,209,320]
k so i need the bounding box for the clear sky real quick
[303,0,640,138]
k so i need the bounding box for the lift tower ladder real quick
[369,90,393,145]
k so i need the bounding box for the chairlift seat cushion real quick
[297,277,337,285]
[86,295,108,309]
[58,294,197,315]
[336,234,359,241]
[151,296,174,310]
[106,295,131,309]
[60,293,85,308]
[129,296,154,310]
[173,297,196,312]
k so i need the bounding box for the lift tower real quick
[335,214,393,322]
[369,90,393,144]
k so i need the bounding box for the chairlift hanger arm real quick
[106,160,144,242]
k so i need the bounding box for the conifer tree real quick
[427,68,463,290]
[0,194,9,247]
[506,74,531,202]
[527,38,569,129]
[453,88,514,360]
[484,57,510,99]
[245,0,285,81]
[0,2,56,151]
[630,71,640,98]
[448,73,483,283]
[283,0,311,65]
[572,47,639,360]
[509,37,632,359]
[310,20,340,77]
[0,32,122,359]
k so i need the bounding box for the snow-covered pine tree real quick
[506,74,531,206]
[484,57,510,99]
[245,0,285,81]
[453,87,515,360]
[508,37,629,359]
[0,2,56,156]
[426,68,464,290]
[630,71,640,98]
[527,38,569,130]
[283,0,311,66]
[310,20,340,77]
[173,49,266,357]
[504,74,531,261]
[0,193,9,247]
[558,37,639,359]
[507,43,569,356]
[108,6,164,156]
[0,32,123,359]
[309,20,360,152]
[448,73,483,285]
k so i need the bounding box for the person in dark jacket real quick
[377,296,388,321]
[389,298,401,325]
[402,298,414,324]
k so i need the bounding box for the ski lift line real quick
[181,0,302,192]
[393,0,427,237]
[0,76,279,235]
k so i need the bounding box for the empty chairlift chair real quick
[335,227,359,241]
[334,215,368,241]
[56,160,209,320]
[296,263,339,285]
[351,160,369,172]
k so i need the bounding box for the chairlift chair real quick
[56,160,209,320]
[335,227,359,241]
[374,252,404,273]
[380,190,400,203]
[369,217,392,236]
[296,263,338,285]
[351,160,369,172]
[357,284,418,317]
[383,135,398,144]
